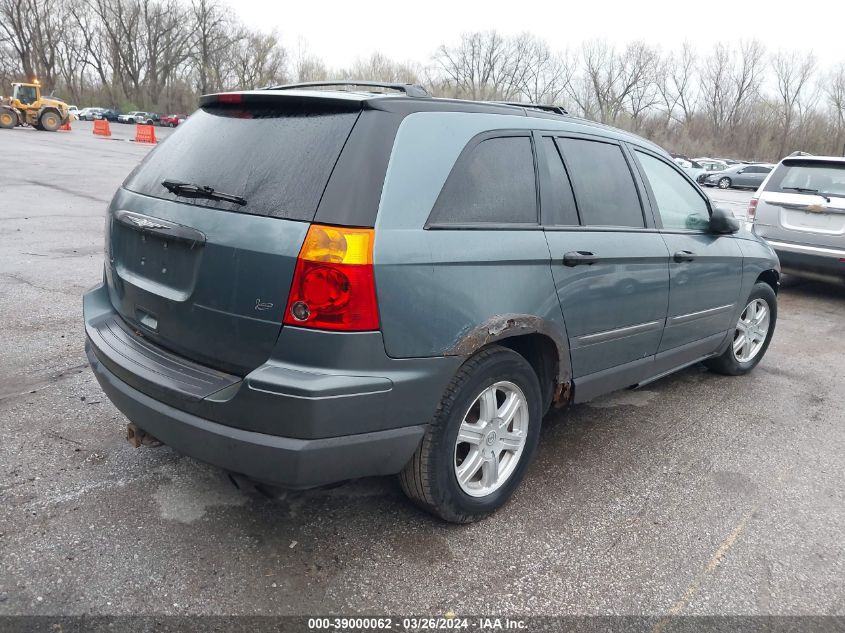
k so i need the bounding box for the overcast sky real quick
[230,0,844,70]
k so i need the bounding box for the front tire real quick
[718,177,732,189]
[39,110,61,131]
[705,282,777,376]
[0,109,15,129]
[400,345,542,523]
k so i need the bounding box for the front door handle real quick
[563,251,599,267]
[674,250,696,263]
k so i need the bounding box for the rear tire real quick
[399,345,542,523]
[705,282,777,376]
[39,110,61,131]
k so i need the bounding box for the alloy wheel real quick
[453,381,529,497]
[733,298,770,362]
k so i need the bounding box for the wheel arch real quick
[38,106,62,119]
[445,314,572,410]
[756,269,780,294]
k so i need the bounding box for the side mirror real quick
[709,206,740,234]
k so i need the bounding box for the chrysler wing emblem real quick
[130,217,169,230]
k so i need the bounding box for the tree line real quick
[3,0,845,162]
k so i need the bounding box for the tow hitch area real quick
[126,422,163,448]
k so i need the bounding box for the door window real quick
[429,136,538,225]
[541,137,579,226]
[556,138,644,227]
[636,151,710,231]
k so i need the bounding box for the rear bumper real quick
[765,239,845,281]
[83,282,460,487]
[87,342,424,487]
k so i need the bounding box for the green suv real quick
[84,81,780,522]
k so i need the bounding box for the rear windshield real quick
[123,106,359,220]
[764,160,845,198]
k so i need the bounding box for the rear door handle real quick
[563,251,599,267]
[673,250,696,262]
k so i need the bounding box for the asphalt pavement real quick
[0,123,843,620]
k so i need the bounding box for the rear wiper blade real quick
[782,186,830,202]
[161,180,247,206]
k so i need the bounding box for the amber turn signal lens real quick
[298,225,373,265]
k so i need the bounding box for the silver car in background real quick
[693,159,729,184]
[703,163,774,189]
[751,156,845,283]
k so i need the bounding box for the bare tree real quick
[657,41,697,125]
[434,31,524,100]
[230,30,288,89]
[0,0,36,79]
[337,52,420,84]
[142,0,192,106]
[291,39,328,82]
[622,42,660,130]
[826,64,845,155]
[573,39,658,125]
[190,0,238,94]
[5,3,845,162]
[513,36,573,105]
[728,40,765,129]
[772,50,816,155]
[699,43,732,133]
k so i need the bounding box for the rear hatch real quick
[105,94,362,375]
[754,158,845,248]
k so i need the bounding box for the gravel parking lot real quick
[1,123,843,620]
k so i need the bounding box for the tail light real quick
[284,224,379,331]
[747,198,758,221]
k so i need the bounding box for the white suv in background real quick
[118,111,143,124]
[751,156,845,283]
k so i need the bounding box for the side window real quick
[635,151,710,231]
[428,136,537,225]
[557,138,644,227]
[541,136,579,226]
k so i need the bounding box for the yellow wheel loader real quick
[0,81,69,131]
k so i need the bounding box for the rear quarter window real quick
[123,106,359,221]
[427,135,538,225]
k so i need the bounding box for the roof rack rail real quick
[267,80,431,98]
[495,102,569,116]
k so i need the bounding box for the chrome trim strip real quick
[765,239,845,258]
[668,303,734,326]
[113,209,207,244]
[575,320,663,346]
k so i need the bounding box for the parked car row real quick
[671,153,775,190]
[74,107,187,126]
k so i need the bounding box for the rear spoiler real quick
[199,90,365,113]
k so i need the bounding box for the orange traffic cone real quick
[93,119,111,137]
[59,120,71,131]
[134,124,157,144]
